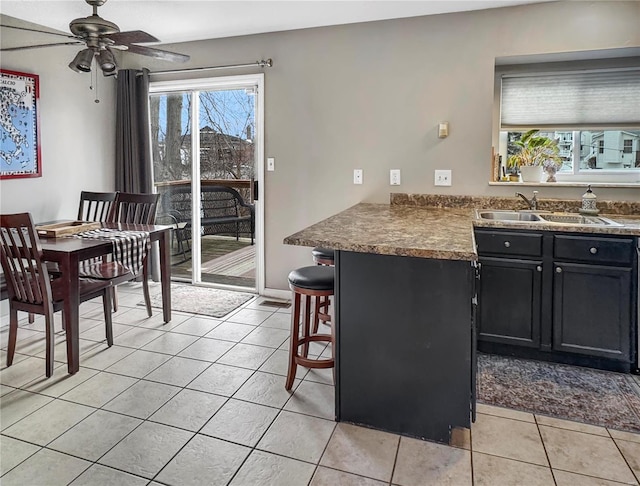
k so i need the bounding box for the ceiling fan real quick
[1,0,190,75]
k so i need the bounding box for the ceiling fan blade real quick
[0,24,78,41]
[106,30,160,44]
[124,44,190,63]
[1,42,83,52]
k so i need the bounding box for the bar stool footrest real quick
[297,333,331,344]
[295,356,334,369]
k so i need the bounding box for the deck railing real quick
[155,179,254,203]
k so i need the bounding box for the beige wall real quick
[2,2,639,291]
[0,16,116,221]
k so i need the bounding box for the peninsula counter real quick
[284,203,478,443]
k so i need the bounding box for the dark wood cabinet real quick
[553,262,632,362]
[475,228,637,371]
[478,257,542,348]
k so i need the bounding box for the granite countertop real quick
[284,196,640,261]
[284,203,478,261]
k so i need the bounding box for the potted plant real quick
[507,129,562,182]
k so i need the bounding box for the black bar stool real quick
[311,247,334,331]
[312,247,335,266]
[286,265,335,391]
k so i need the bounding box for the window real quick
[497,62,640,183]
[623,139,633,154]
[504,130,640,175]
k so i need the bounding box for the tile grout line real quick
[478,406,638,439]
[534,415,559,486]
[306,422,337,486]
[469,424,475,486]
[388,434,401,486]
[610,437,640,484]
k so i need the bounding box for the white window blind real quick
[501,68,640,129]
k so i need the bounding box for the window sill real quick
[488,181,640,188]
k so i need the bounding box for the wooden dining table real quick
[39,222,172,374]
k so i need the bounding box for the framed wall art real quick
[1,69,41,179]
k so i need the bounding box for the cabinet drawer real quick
[554,235,634,265]
[475,230,542,257]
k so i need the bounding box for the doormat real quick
[142,285,255,318]
[477,353,640,433]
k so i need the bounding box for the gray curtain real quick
[115,68,152,193]
[115,68,160,280]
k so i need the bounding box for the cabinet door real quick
[553,262,631,361]
[478,257,542,348]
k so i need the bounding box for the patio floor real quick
[170,236,255,289]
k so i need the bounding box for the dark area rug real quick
[477,353,640,433]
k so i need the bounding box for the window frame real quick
[494,56,640,184]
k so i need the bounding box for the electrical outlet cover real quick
[434,169,452,186]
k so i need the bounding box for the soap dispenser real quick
[579,185,598,215]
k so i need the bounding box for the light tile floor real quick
[1,282,639,486]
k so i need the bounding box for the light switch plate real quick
[434,169,452,186]
[353,169,363,185]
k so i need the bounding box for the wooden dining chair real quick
[0,213,114,377]
[81,192,160,316]
[107,192,159,225]
[78,191,118,222]
[27,190,119,325]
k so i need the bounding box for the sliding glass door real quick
[149,75,264,292]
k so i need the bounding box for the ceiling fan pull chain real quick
[88,63,100,103]
[94,67,100,104]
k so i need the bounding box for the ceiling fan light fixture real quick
[70,48,95,72]
[68,59,83,73]
[9,0,189,76]
[97,47,117,74]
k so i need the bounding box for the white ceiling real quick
[1,0,548,46]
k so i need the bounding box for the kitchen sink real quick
[477,210,542,222]
[475,210,623,226]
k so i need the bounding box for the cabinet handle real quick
[590,247,598,254]
[556,267,562,274]
[536,265,542,272]
[504,241,511,248]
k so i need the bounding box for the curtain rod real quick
[148,58,272,76]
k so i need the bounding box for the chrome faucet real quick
[516,191,538,210]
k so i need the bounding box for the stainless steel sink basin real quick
[537,213,620,225]
[475,210,622,226]
[477,211,542,222]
